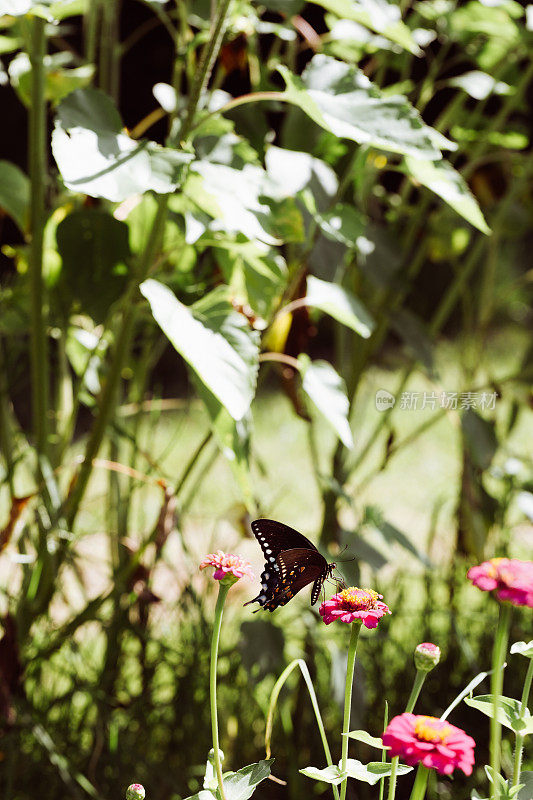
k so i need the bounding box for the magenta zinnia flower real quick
[200,550,255,582]
[382,713,475,776]
[319,587,391,628]
[468,558,533,608]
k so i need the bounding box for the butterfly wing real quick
[246,547,327,612]
[250,519,319,563]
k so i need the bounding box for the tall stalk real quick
[28,16,49,462]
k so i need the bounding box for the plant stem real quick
[490,603,512,800]
[388,669,428,800]
[511,656,533,789]
[408,765,429,800]
[210,582,230,800]
[180,0,233,142]
[28,16,48,462]
[339,622,361,800]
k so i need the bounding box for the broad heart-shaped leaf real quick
[312,0,422,55]
[345,759,412,784]
[306,275,375,339]
[299,356,354,449]
[464,695,533,735]
[56,209,130,322]
[0,160,30,232]
[279,55,455,161]
[188,162,279,245]
[510,641,533,659]
[404,156,490,234]
[344,730,387,749]
[300,764,345,785]
[222,759,274,800]
[141,280,259,422]
[52,88,192,201]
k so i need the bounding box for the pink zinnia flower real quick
[319,587,391,628]
[200,550,255,582]
[382,713,475,776]
[468,558,533,608]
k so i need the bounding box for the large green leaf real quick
[52,88,192,201]
[345,730,387,749]
[345,758,412,784]
[300,765,345,785]
[55,209,130,321]
[188,161,279,245]
[279,56,455,160]
[222,760,274,800]
[0,160,30,232]
[299,356,354,448]
[510,641,533,659]
[306,275,375,338]
[140,280,259,422]
[315,204,365,248]
[464,695,533,735]
[8,52,93,106]
[312,0,422,54]
[404,156,490,234]
[265,145,338,206]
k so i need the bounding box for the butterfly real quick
[244,518,339,612]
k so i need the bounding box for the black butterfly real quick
[244,519,338,612]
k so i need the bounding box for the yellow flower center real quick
[487,557,507,577]
[338,587,379,610]
[414,716,452,744]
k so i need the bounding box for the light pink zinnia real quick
[467,558,533,608]
[382,713,475,776]
[319,587,391,628]
[199,550,255,582]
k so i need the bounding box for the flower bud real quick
[208,747,225,765]
[126,784,145,800]
[414,642,441,672]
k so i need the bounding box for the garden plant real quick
[0,0,532,798]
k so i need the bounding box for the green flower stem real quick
[512,656,533,790]
[339,622,361,800]
[490,603,512,800]
[387,669,428,800]
[408,766,429,800]
[210,581,230,800]
[28,16,49,462]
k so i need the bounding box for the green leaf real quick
[343,758,412,784]
[517,492,533,523]
[389,308,434,373]
[510,641,533,659]
[404,156,490,234]
[0,160,30,232]
[300,765,345,785]
[449,70,513,101]
[315,204,365,248]
[461,409,497,471]
[222,760,274,800]
[344,730,387,749]
[189,161,279,245]
[52,88,192,201]
[365,506,432,567]
[8,52,94,107]
[306,275,375,338]
[312,0,422,55]
[518,772,533,800]
[464,695,533,734]
[299,356,354,449]
[55,209,130,321]
[279,55,455,160]
[140,280,259,422]
[265,145,338,206]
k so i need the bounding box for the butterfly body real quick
[244,519,337,612]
